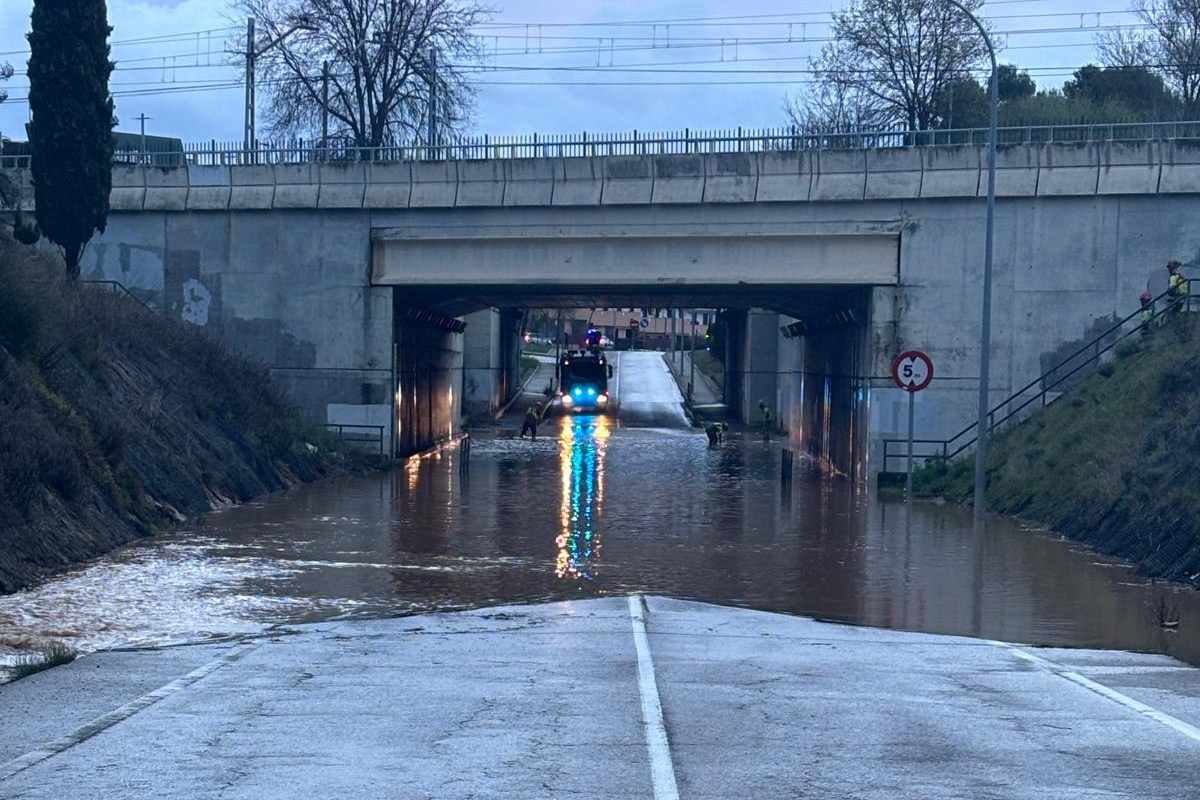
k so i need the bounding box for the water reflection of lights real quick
[556,415,609,580]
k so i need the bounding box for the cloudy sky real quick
[0,0,1138,144]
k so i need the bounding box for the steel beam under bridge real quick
[371,223,900,288]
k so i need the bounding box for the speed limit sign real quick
[891,350,934,393]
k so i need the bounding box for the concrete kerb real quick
[651,154,704,204]
[1099,140,1162,195]
[409,161,458,208]
[986,144,1039,197]
[365,162,412,209]
[811,149,867,201]
[109,165,146,211]
[754,151,810,202]
[602,156,654,206]
[229,164,275,210]
[455,159,506,207]
[920,145,981,198]
[865,148,923,200]
[186,165,231,211]
[1036,142,1100,196]
[1159,139,1200,194]
[142,167,188,212]
[316,163,366,209]
[504,158,555,206]
[553,157,603,206]
[703,152,757,203]
[273,164,319,208]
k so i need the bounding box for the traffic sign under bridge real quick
[891,350,934,500]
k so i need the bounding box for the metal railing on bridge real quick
[882,283,1194,472]
[6,120,1200,169]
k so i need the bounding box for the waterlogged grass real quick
[9,641,77,681]
[913,317,1200,584]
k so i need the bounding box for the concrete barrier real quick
[754,152,810,202]
[1037,143,1099,196]
[651,155,704,204]
[989,145,1039,197]
[455,159,505,207]
[364,162,411,209]
[109,165,146,211]
[1099,141,1161,195]
[920,146,980,198]
[811,150,866,201]
[229,165,274,210]
[1158,139,1200,194]
[409,161,457,207]
[602,156,653,205]
[317,163,366,209]
[143,167,187,211]
[273,164,319,208]
[865,148,922,200]
[554,158,603,206]
[704,153,757,203]
[186,165,231,210]
[504,159,555,206]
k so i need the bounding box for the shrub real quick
[9,641,76,680]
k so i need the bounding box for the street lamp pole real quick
[944,0,997,524]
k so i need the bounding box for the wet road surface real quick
[1,598,1198,799]
[0,349,1198,671]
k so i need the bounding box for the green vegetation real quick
[27,0,115,278]
[9,641,76,681]
[0,229,349,593]
[914,317,1200,586]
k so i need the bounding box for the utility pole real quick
[320,60,330,152]
[243,17,255,155]
[136,113,151,163]
[690,312,696,402]
[426,48,439,155]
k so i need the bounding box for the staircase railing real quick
[883,283,1191,471]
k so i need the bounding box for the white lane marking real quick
[628,595,681,800]
[990,641,1200,744]
[0,644,257,782]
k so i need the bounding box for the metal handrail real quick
[883,283,1188,470]
[324,423,386,457]
[5,120,1200,169]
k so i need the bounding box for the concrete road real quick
[613,350,691,429]
[1,598,1198,799]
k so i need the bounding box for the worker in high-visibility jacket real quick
[1168,260,1189,314]
[1139,290,1155,335]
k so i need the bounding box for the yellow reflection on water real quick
[556,415,609,580]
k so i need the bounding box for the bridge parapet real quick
[5,140,1200,213]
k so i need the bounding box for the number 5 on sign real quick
[890,350,934,502]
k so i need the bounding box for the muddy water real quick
[2,414,1198,669]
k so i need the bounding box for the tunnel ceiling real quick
[397,284,869,319]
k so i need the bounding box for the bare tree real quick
[237,0,490,147]
[1100,0,1200,110]
[809,0,992,132]
[785,46,898,134]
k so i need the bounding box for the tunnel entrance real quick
[388,283,874,479]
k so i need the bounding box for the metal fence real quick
[6,120,1200,170]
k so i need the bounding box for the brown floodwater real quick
[1,413,1197,671]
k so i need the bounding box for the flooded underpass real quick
[2,399,1198,673]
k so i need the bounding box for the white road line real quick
[0,643,257,782]
[628,594,681,800]
[990,641,1200,744]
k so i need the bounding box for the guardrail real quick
[5,120,1200,169]
[883,282,1193,472]
[324,423,386,457]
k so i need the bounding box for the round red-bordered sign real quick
[891,350,934,393]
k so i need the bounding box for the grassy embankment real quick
[913,316,1200,586]
[0,230,354,596]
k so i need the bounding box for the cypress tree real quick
[27,0,114,279]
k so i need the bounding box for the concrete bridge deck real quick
[1,597,1197,799]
